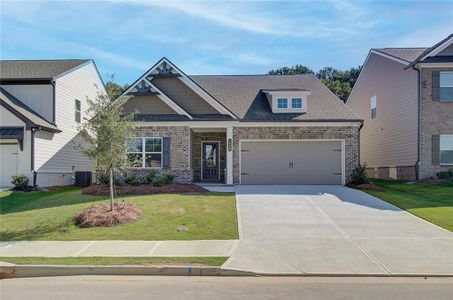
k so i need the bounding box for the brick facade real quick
[191,131,227,182]
[130,126,193,183]
[419,68,453,178]
[232,126,360,184]
[129,125,360,185]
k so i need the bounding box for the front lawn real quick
[363,179,453,232]
[0,188,238,241]
[0,256,227,266]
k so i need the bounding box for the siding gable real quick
[151,77,220,115]
[436,43,453,56]
[123,95,178,115]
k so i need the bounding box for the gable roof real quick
[407,33,453,67]
[373,48,428,63]
[0,87,60,132]
[191,75,361,121]
[120,57,238,119]
[0,59,91,81]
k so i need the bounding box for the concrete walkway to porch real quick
[0,240,239,257]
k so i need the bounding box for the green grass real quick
[364,179,453,232]
[0,256,227,266]
[0,188,238,241]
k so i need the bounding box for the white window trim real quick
[291,98,303,109]
[277,98,288,109]
[128,137,163,169]
[370,95,377,120]
[440,134,453,165]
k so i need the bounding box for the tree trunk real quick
[109,167,114,211]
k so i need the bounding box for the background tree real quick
[79,89,135,210]
[268,64,314,75]
[105,74,129,101]
[268,65,362,101]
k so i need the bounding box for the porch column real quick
[226,126,233,184]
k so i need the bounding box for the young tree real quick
[105,74,130,101]
[79,88,135,210]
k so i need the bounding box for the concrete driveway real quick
[222,185,453,275]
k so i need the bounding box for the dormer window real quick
[292,98,302,108]
[277,98,288,108]
[262,89,310,114]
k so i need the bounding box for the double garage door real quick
[240,140,343,185]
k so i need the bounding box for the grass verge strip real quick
[0,257,228,266]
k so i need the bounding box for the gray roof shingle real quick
[190,74,361,121]
[0,59,90,80]
[373,48,428,63]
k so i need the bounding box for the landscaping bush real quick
[162,173,176,185]
[11,174,29,190]
[436,169,453,179]
[349,163,369,185]
[124,175,141,186]
[151,178,166,187]
[145,170,157,184]
[97,172,120,186]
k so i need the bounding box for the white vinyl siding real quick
[34,62,105,173]
[1,84,53,122]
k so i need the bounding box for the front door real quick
[202,142,219,181]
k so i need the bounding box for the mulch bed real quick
[347,182,387,192]
[82,183,208,196]
[74,202,142,228]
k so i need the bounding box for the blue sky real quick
[1,1,452,85]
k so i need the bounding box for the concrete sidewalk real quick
[0,240,238,257]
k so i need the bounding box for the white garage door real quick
[0,144,19,187]
[240,140,343,185]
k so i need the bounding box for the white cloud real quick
[393,25,453,47]
[236,52,274,66]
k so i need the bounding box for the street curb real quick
[2,264,453,279]
[0,264,231,278]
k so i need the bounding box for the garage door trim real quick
[239,139,345,185]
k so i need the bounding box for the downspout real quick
[358,120,364,166]
[51,80,56,125]
[414,65,421,181]
[31,127,37,186]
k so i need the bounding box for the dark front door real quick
[202,142,219,180]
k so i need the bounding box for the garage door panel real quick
[241,141,342,185]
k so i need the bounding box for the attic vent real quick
[157,62,173,75]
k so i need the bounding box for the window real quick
[75,99,81,123]
[277,98,288,108]
[440,72,453,101]
[370,95,377,119]
[291,98,302,108]
[127,137,162,168]
[440,135,453,164]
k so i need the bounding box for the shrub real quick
[151,178,166,187]
[162,173,176,185]
[11,174,29,189]
[145,170,157,184]
[349,163,369,185]
[97,172,120,185]
[436,170,453,179]
[124,175,141,186]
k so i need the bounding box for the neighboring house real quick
[118,58,362,185]
[347,34,453,180]
[0,59,105,187]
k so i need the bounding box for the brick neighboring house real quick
[347,34,453,180]
[118,58,362,185]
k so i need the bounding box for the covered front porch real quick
[190,126,233,184]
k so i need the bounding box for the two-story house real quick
[0,59,105,187]
[347,34,453,180]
